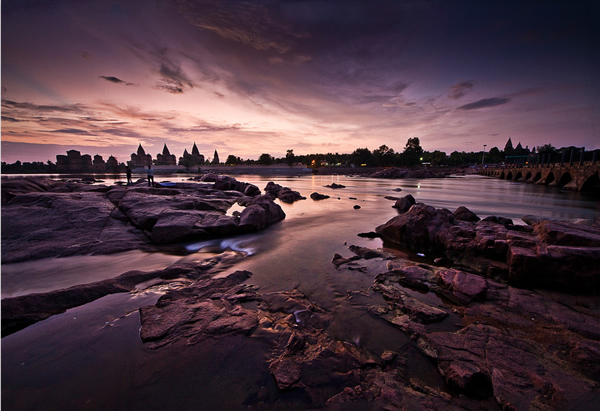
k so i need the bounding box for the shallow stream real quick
[2,174,598,409]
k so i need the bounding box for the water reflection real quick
[2,173,598,409]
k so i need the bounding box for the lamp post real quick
[482,144,487,167]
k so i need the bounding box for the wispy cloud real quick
[99,76,135,86]
[448,81,474,99]
[457,97,510,110]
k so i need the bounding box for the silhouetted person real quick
[126,166,132,185]
[147,164,154,186]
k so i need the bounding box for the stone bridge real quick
[481,162,600,193]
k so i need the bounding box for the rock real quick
[1,190,148,263]
[348,245,390,259]
[376,199,600,292]
[238,195,286,232]
[1,256,245,336]
[310,192,330,200]
[325,183,346,189]
[393,194,416,213]
[353,205,361,209]
[357,232,380,238]
[1,177,287,263]
[1,177,62,204]
[453,206,480,222]
[139,270,258,348]
[264,182,306,203]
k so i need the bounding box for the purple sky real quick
[2,0,599,164]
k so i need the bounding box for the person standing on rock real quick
[147,164,154,187]
[126,166,132,185]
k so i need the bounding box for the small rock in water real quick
[353,205,361,209]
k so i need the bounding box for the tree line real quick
[2,138,595,174]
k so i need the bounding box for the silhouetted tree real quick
[350,148,373,166]
[258,153,273,165]
[402,137,423,166]
[285,149,295,167]
[373,145,395,166]
[225,155,241,165]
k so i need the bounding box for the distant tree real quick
[285,149,295,167]
[350,147,373,166]
[425,150,447,166]
[488,146,502,163]
[373,144,395,166]
[536,144,556,155]
[225,155,240,165]
[258,153,274,165]
[402,137,423,166]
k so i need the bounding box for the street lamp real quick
[482,144,487,167]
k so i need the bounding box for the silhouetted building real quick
[212,149,220,164]
[56,149,93,171]
[156,144,177,165]
[504,138,514,154]
[93,154,106,171]
[129,144,153,168]
[179,142,205,166]
[106,155,119,171]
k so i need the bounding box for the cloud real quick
[2,116,21,122]
[49,128,96,135]
[448,81,474,99]
[99,76,135,86]
[457,97,510,110]
[175,0,307,54]
[151,51,194,94]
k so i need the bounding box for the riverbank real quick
[2,175,599,409]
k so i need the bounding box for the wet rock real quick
[264,181,306,203]
[238,195,286,232]
[393,194,415,213]
[1,190,148,263]
[376,199,600,292]
[325,183,346,189]
[1,256,245,336]
[310,192,330,200]
[139,270,259,348]
[453,206,480,222]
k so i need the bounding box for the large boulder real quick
[393,194,415,213]
[238,195,286,232]
[376,200,600,292]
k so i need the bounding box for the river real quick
[2,174,599,410]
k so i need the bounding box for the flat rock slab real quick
[1,191,148,263]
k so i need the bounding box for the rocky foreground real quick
[2,177,600,409]
[1,175,286,263]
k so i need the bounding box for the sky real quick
[2,0,599,164]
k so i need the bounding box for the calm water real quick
[2,174,598,410]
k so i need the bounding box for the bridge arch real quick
[580,172,600,193]
[545,172,555,185]
[533,172,542,182]
[500,171,505,179]
[506,171,513,180]
[525,172,532,181]
[558,172,572,188]
[515,171,523,181]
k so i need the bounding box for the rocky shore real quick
[2,176,599,409]
[1,175,285,263]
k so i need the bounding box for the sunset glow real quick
[2,0,599,164]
